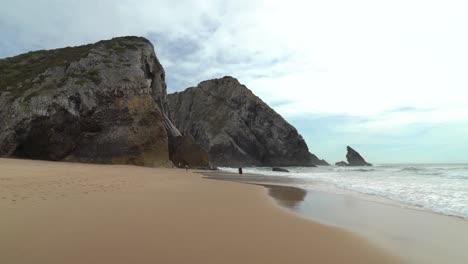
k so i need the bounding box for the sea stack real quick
[346,146,372,166]
[335,146,372,166]
[168,76,328,167]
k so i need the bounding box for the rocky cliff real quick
[168,76,328,167]
[0,37,175,166]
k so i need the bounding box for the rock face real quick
[168,76,328,167]
[0,37,174,166]
[345,146,372,166]
[169,135,210,169]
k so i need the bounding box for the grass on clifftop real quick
[0,36,150,97]
[0,45,94,95]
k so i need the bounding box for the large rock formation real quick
[0,36,176,166]
[346,146,372,166]
[168,76,328,167]
[335,146,372,166]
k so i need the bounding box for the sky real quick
[1,0,468,163]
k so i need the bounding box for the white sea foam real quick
[219,164,468,219]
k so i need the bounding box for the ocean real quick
[219,164,468,219]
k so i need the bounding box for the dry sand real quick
[0,158,401,264]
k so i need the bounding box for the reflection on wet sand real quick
[202,171,308,209]
[257,184,306,209]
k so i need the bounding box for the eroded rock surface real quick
[168,76,328,167]
[0,37,171,166]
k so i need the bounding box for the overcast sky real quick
[1,0,467,163]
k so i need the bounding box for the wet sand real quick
[0,158,400,264]
[302,190,468,264]
[206,171,468,264]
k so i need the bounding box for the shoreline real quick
[204,170,468,264]
[206,169,468,221]
[0,158,400,264]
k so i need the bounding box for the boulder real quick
[335,161,349,167]
[168,76,328,167]
[0,36,174,166]
[346,146,372,166]
[272,167,290,172]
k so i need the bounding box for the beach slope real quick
[0,158,400,264]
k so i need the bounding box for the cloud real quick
[1,0,468,162]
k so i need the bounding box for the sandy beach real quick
[206,170,468,264]
[0,158,400,264]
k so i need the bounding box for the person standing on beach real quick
[185,164,189,171]
[238,167,243,174]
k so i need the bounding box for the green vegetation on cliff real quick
[0,36,150,98]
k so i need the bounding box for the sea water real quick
[219,164,468,219]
